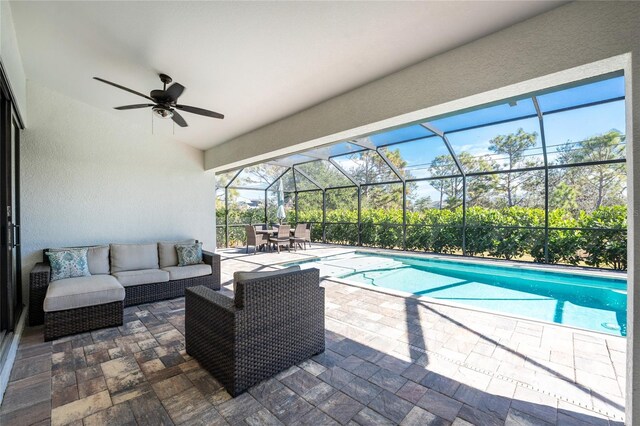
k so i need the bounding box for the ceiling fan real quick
[93,73,224,127]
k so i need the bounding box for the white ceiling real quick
[11,1,564,151]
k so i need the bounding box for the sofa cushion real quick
[162,264,212,281]
[158,239,196,268]
[110,243,159,273]
[233,265,300,292]
[175,242,203,266]
[46,248,91,281]
[48,245,110,275]
[112,269,170,287]
[43,275,124,312]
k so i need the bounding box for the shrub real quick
[216,205,628,270]
[579,206,627,270]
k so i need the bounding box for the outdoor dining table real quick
[255,228,295,235]
[255,228,295,251]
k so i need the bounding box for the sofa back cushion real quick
[158,239,196,268]
[46,245,110,275]
[87,245,110,274]
[110,243,159,272]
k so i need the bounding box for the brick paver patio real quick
[0,246,626,425]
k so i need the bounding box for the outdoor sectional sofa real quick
[29,241,221,341]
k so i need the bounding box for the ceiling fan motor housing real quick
[150,89,174,105]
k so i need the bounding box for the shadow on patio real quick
[0,292,624,425]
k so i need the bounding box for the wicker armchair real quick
[245,225,268,254]
[185,268,325,396]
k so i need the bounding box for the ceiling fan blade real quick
[93,77,155,101]
[176,104,224,119]
[171,110,188,127]
[165,83,185,101]
[114,104,155,110]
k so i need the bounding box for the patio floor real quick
[0,245,626,425]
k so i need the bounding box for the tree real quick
[488,128,541,207]
[352,144,407,210]
[428,154,460,209]
[550,182,578,212]
[410,196,434,211]
[556,130,626,211]
[428,151,497,209]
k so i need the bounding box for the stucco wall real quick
[205,2,639,172]
[20,81,216,300]
[0,2,26,121]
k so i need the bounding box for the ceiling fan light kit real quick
[152,105,173,119]
[93,73,224,128]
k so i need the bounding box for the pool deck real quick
[0,244,626,425]
[220,244,626,424]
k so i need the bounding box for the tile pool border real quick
[273,247,628,339]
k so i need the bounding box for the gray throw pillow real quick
[175,242,204,266]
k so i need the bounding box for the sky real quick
[221,76,626,207]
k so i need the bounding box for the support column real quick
[322,190,326,243]
[264,190,268,225]
[402,181,407,250]
[533,96,550,263]
[462,175,467,256]
[224,188,229,248]
[357,186,362,246]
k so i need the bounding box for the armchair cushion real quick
[112,269,170,287]
[158,239,196,268]
[110,243,159,272]
[232,265,300,292]
[162,264,212,281]
[43,275,124,312]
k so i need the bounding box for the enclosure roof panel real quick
[537,76,624,113]
[428,98,537,134]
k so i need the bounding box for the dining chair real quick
[304,223,312,247]
[290,223,307,251]
[245,225,268,254]
[269,225,291,253]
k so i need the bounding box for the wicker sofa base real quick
[44,301,123,341]
[124,274,220,307]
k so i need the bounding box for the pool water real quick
[286,252,627,336]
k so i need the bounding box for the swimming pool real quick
[285,251,627,336]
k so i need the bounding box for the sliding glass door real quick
[0,87,22,352]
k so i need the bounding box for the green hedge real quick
[217,205,627,270]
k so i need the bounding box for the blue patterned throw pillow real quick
[46,248,91,281]
[175,242,203,266]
